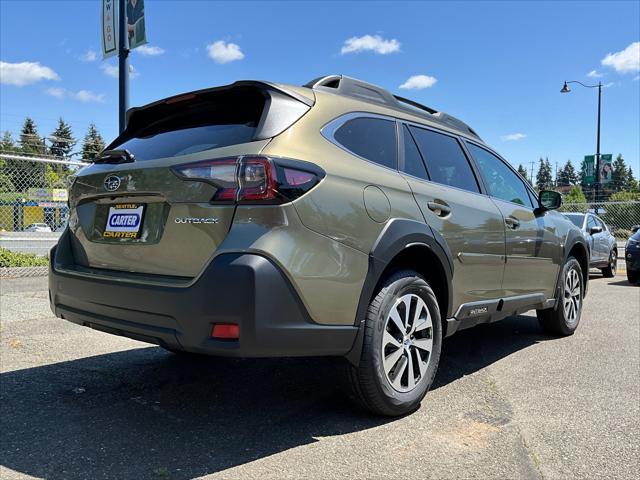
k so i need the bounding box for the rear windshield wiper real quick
[93,149,135,164]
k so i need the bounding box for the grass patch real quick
[0,248,49,268]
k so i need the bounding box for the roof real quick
[303,75,481,140]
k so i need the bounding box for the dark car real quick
[626,227,640,284]
[563,213,618,277]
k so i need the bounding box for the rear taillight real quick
[171,156,324,204]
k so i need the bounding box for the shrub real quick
[0,248,49,267]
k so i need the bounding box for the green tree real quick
[517,164,529,179]
[558,160,579,186]
[610,154,629,192]
[49,118,76,159]
[603,190,640,232]
[563,185,587,203]
[626,168,638,192]
[18,117,45,154]
[0,131,16,153]
[536,157,553,191]
[81,123,105,161]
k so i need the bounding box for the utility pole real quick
[529,160,535,187]
[118,0,129,134]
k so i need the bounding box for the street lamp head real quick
[560,82,571,93]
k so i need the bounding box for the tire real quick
[600,249,617,278]
[537,256,584,336]
[342,270,442,416]
[628,270,639,285]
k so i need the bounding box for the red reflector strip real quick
[211,323,240,339]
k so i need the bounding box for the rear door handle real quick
[427,201,451,217]
[505,216,520,229]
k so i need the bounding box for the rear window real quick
[109,87,265,161]
[564,214,585,228]
[333,117,397,169]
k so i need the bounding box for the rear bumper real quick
[49,234,357,358]
[626,249,640,272]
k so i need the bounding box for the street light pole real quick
[560,80,604,204]
[118,0,129,134]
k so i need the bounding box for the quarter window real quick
[333,117,397,169]
[401,125,428,180]
[409,126,480,193]
[466,143,533,207]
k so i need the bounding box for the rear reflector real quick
[171,156,324,204]
[211,323,240,340]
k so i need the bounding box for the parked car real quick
[49,75,589,416]
[24,223,52,233]
[562,213,617,277]
[625,228,640,284]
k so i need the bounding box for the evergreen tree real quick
[0,131,16,153]
[536,157,553,191]
[564,160,579,185]
[81,123,105,161]
[627,168,639,192]
[517,164,529,180]
[18,117,45,154]
[49,118,76,159]
[611,154,629,192]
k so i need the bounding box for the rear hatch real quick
[67,82,313,278]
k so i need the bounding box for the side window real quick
[333,117,397,169]
[587,215,597,231]
[401,125,428,180]
[409,126,480,193]
[595,217,606,230]
[466,143,533,207]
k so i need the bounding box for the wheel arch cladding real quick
[346,219,454,365]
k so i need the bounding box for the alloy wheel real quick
[382,293,433,393]
[563,267,582,326]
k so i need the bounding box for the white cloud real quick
[501,133,527,141]
[341,34,400,55]
[601,42,640,73]
[80,50,98,62]
[45,87,105,103]
[399,74,437,90]
[100,63,138,78]
[75,90,105,103]
[45,87,65,98]
[135,45,165,56]
[586,69,603,78]
[206,41,244,64]
[0,61,60,86]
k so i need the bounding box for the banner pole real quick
[118,0,129,134]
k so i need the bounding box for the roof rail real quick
[304,75,480,139]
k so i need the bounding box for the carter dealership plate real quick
[103,204,145,239]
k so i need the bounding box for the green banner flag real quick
[583,155,595,185]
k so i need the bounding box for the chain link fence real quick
[560,201,640,239]
[0,154,84,277]
[1,155,639,277]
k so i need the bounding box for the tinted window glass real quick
[466,143,532,207]
[594,216,606,230]
[402,125,428,179]
[114,125,257,160]
[410,127,479,193]
[334,117,397,169]
[587,215,597,231]
[565,214,585,228]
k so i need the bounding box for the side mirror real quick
[538,190,562,210]
[589,226,603,235]
[632,225,640,234]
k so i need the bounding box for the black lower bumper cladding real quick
[49,233,357,358]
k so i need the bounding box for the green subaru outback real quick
[49,75,589,416]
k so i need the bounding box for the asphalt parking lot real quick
[1,273,638,480]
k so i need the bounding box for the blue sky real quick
[1,0,639,175]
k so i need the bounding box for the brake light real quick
[171,156,324,204]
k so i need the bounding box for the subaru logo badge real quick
[104,175,121,192]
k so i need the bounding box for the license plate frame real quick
[103,203,145,239]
